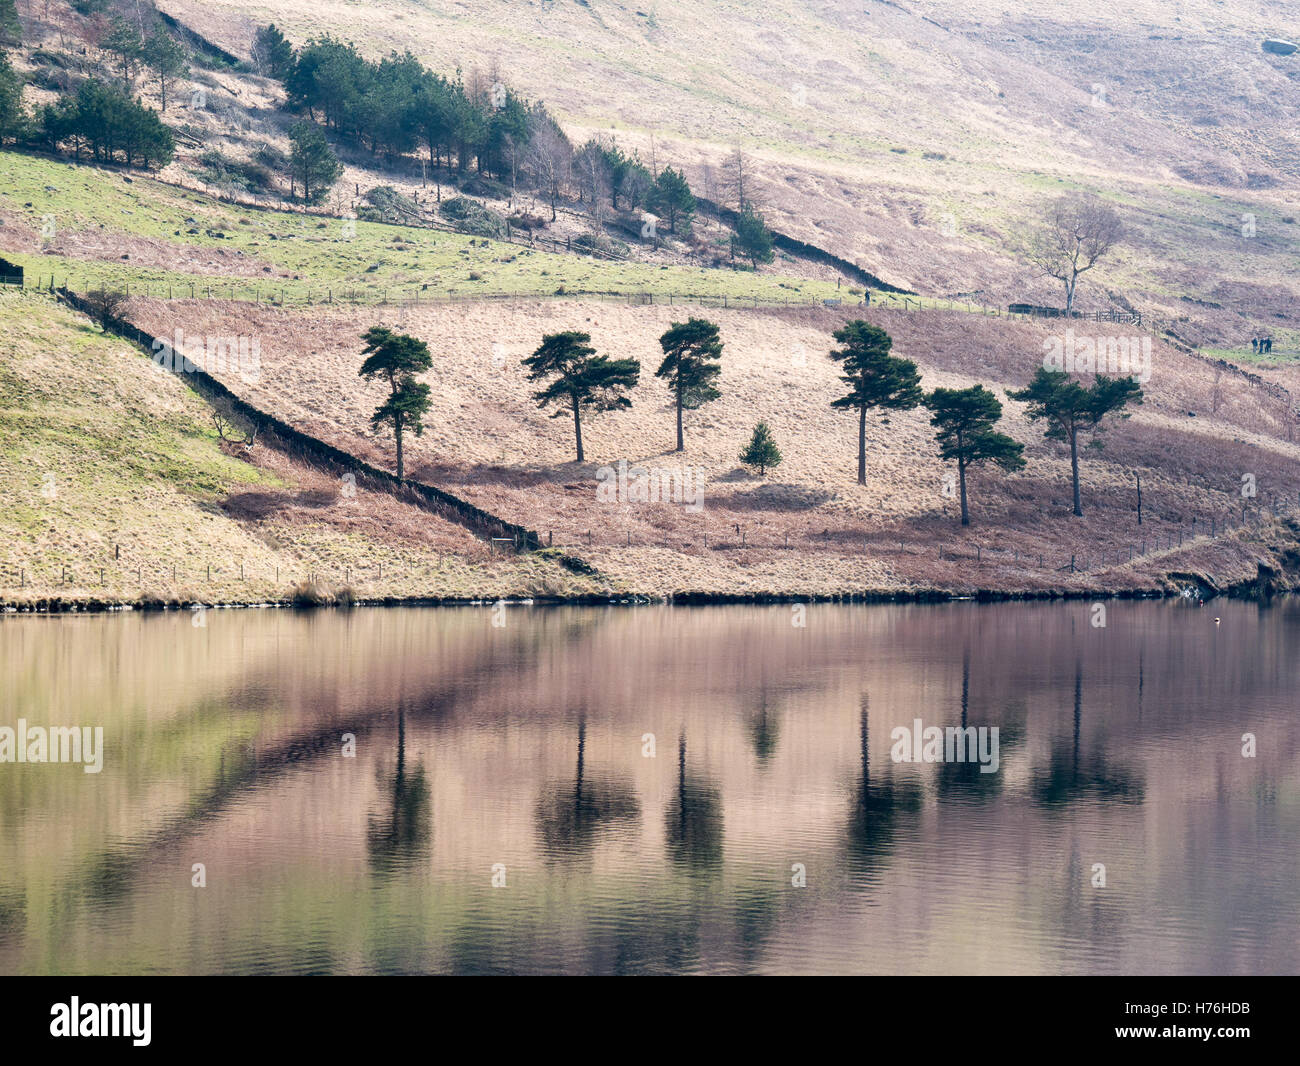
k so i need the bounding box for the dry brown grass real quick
[124,294,1300,596]
[0,293,609,606]
[146,0,1300,344]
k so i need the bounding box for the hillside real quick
[1,1,1299,606]
[141,0,1300,344]
[123,293,1300,598]
[0,290,608,606]
[0,150,848,304]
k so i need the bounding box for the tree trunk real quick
[857,404,867,485]
[572,395,584,462]
[958,457,970,526]
[675,383,684,452]
[1070,429,1082,516]
[395,422,404,482]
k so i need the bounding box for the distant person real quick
[1266,337,1273,354]
[1251,338,1259,353]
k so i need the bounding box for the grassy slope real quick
[0,150,846,304]
[3,4,1298,601]
[125,294,1300,597]
[152,0,1300,339]
[0,291,609,604]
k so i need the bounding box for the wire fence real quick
[3,273,1146,323]
[4,273,875,311]
[3,495,1296,598]
[536,499,1297,570]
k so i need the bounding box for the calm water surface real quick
[0,601,1297,975]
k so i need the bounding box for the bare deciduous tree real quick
[526,111,571,222]
[213,407,258,448]
[84,288,128,331]
[720,150,761,214]
[1026,195,1123,314]
[574,140,612,229]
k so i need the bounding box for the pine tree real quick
[143,29,188,112]
[828,320,922,485]
[289,121,342,203]
[359,327,433,481]
[522,331,640,462]
[0,0,21,47]
[1008,368,1142,517]
[731,206,774,269]
[254,24,296,80]
[0,53,24,143]
[739,421,783,476]
[656,318,723,452]
[647,166,695,235]
[101,16,144,88]
[923,386,1025,525]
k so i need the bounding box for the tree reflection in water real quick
[1031,663,1145,809]
[366,702,432,879]
[664,732,725,873]
[745,690,782,764]
[845,698,922,875]
[535,715,640,862]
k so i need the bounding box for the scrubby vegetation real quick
[0,0,1297,605]
[0,292,607,605]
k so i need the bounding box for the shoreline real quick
[1,579,1290,615]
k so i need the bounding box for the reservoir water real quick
[0,600,1296,974]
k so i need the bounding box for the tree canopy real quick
[656,317,723,451]
[828,320,922,485]
[359,327,434,481]
[1008,367,1142,516]
[739,421,783,476]
[1026,195,1124,314]
[522,331,641,462]
[923,385,1025,525]
[288,120,342,203]
[731,206,774,268]
[40,79,175,168]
